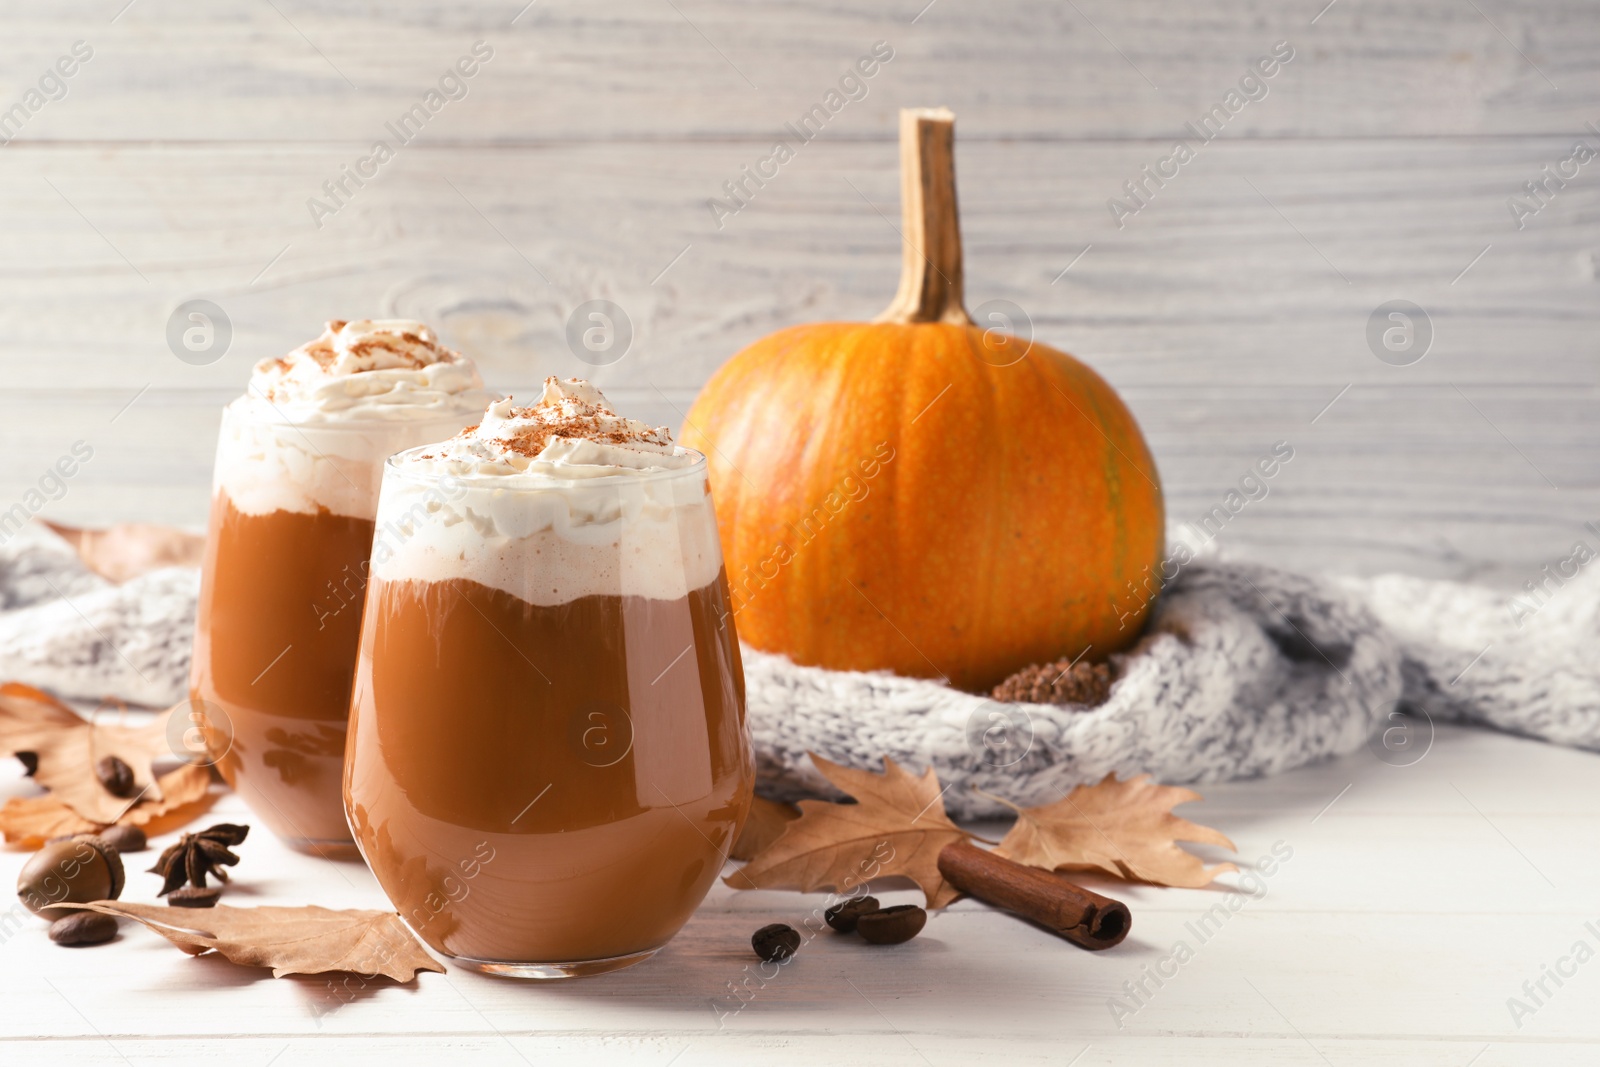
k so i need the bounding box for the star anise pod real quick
[149,822,249,896]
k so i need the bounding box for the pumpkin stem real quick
[875,108,974,326]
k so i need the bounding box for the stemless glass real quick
[190,404,477,855]
[344,448,752,978]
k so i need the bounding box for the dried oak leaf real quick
[44,521,206,584]
[59,901,444,982]
[725,755,967,908]
[729,795,801,862]
[989,774,1237,888]
[0,762,216,849]
[0,683,172,823]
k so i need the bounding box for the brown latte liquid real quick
[345,571,751,964]
[191,492,376,849]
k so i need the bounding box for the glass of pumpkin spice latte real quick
[190,320,491,855]
[344,378,752,978]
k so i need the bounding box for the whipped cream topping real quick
[372,378,719,605]
[405,377,696,482]
[244,319,490,423]
[214,319,491,519]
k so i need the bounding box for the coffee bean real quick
[49,912,118,946]
[825,895,880,933]
[167,886,221,908]
[96,755,136,798]
[98,825,147,853]
[751,922,801,962]
[856,904,926,945]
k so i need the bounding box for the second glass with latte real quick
[344,379,753,978]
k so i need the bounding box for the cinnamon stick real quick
[937,840,1131,950]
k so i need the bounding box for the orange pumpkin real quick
[682,108,1164,693]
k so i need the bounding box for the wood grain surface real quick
[3,2,1595,587]
[3,723,1597,1064]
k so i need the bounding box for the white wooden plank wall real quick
[0,0,1594,585]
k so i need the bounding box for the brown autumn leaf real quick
[0,762,216,848]
[57,901,444,982]
[729,795,801,862]
[44,521,206,584]
[725,755,968,908]
[0,683,173,823]
[989,774,1237,888]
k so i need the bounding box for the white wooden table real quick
[3,721,1597,1065]
[3,0,1599,1062]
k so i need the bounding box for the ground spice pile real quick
[990,658,1114,707]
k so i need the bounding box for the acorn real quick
[16,834,125,918]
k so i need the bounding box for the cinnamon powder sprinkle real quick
[299,323,343,371]
[346,332,432,365]
[496,404,669,458]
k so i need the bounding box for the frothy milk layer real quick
[372,378,721,604]
[216,320,492,520]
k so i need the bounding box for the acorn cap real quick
[72,833,125,901]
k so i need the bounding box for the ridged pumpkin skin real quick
[682,320,1165,693]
